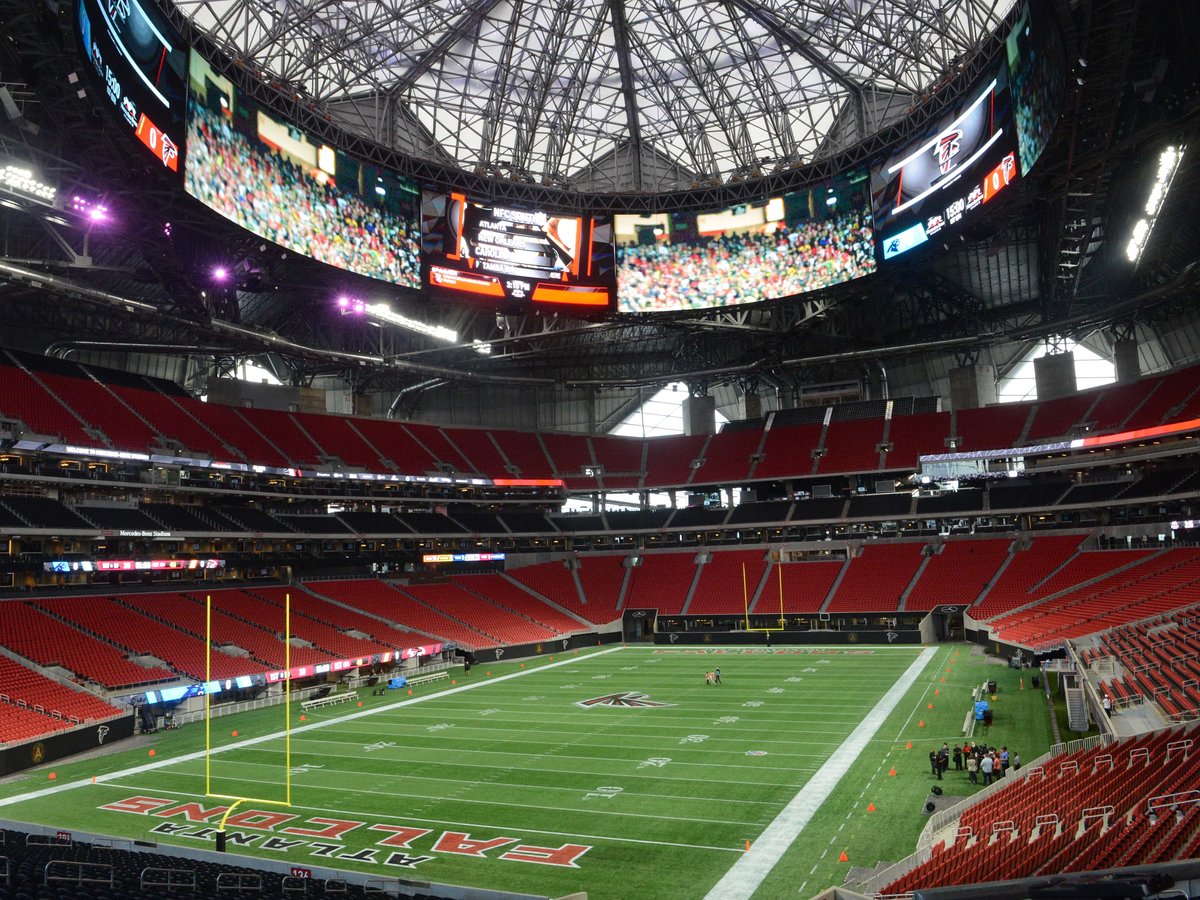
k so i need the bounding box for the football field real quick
[0,643,1041,899]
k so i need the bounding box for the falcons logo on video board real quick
[576,692,675,709]
[936,130,964,174]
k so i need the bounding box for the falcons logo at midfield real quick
[576,691,675,709]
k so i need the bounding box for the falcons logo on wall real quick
[576,692,675,708]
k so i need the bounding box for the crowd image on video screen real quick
[76,0,188,174]
[615,176,876,313]
[421,192,616,311]
[1007,2,1065,176]
[872,61,1020,262]
[184,53,420,289]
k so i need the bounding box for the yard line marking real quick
[702,647,937,900]
[177,758,781,806]
[295,724,864,747]
[211,754,819,789]
[81,782,743,855]
[0,646,624,811]
[106,771,768,826]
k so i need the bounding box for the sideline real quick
[701,646,938,900]
[0,646,624,810]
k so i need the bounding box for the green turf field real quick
[0,643,1055,899]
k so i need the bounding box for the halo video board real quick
[184,52,421,288]
[872,63,1019,262]
[420,192,616,311]
[76,0,188,174]
[1007,1,1065,175]
[615,174,876,313]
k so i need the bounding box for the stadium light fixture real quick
[363,302,458,344]
[211,266,229,282]
[1125,145,1184,264]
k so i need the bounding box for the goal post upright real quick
[204,591,294,852]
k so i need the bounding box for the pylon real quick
[941,677,945,683]
[867,802,876,812]
[906,741,912,749]
[889,767,897,776]
[935,688,940,695]
[927,702,934,709]
[838,851,848,862]
[919,720,925,727]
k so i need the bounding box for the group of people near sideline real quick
[929,741,1020,786]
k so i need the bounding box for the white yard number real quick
[592,674,611,680]
[638,757,671,769]
[479,708,500,716]
[621,666,639,671]
[786,676,804,683]
[715,716,740,725]
[427,723,454,733]
[584,786,624,800]
[742,700,764,708]
[680,734,709,744]
[288,764,325,775]
[364,741,397,752]
[767,687,785,694]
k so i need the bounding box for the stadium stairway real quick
[389,583,504,648]
[894,552,932,612]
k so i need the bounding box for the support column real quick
[948,364,996,410]
[1034,351,1077,400]
[741,392,762,421]
[1114,339,1140,384]
[683,394,716,436]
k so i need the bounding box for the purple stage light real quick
[212,266,228,281]
[337,296,350,309]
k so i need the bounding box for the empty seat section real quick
[489,430,555,478]
[443,427,510,477]
[237,408,324,465]
[826,543,925,612]
[1025,394,1096,442]
[0,700,73,743]
[884,412,952,470]
[1085,380,1157,433]
[1,496,94,529]
[312,579,493,647]
[590,435,645,489]
[142,503,222,532]
[0,655,124,723]
[276,514,355,534]
[541,432,598,491]
[402,582,556,645]
[215,506,291,532]
[692,429,760,484]
[753,560,843,614]
[753,423,822,480]
[971,535,1085,619]
[539,432,593,477]
[450,573,585,633]
[819,419,884,473]
[189,401,291,467]
[203,589,389,659]
[117,591,337,669]
[955,404,1031,451]
[37,372,159,452]
[689,550,768,615]
[644,434,708,487]
[0,602,174,688]
[1123,366,1200,430]
[509,559,603,622]
[297,414,387,468]
[39,596,269,681]
[404,422,477,472]
[0,364,98,446]
[624,553,696,615]
[352,418,441,473]
[75,505,165,531]
[993,549,1200,645]
[274,584,432,647]
[337,510,407,533]
[111,386,227,457]
[905,539,1012,611]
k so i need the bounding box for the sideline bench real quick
[405,672,449,688]
[300,693,353,711]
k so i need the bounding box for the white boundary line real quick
[702,647,938,900]
[0,646,624,810]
